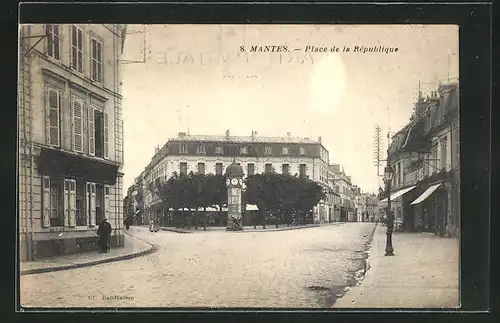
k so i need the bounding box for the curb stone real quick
[20,233,157,276]
[159,224,327,233]
[331,222,378,306]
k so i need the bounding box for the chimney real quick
[154,145,160,155]
[178,132,186,138]
[318,136,322,143]
[251,130,255,141]
[287,132,291,137]
[225,130,230,139]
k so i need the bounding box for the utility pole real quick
[373,125,382,177]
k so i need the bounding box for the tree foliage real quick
[244,173,326,225]
[155,171,326,227]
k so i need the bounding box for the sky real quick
[120,24,459,196]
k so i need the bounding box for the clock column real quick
[224,160,244,231]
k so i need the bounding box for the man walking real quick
[97,217,112,253]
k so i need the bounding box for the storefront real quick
[31,147,124,260]
[407,170,458,237]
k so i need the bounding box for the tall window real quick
[299,147,306,155]
[265,163,273,173]
[453,124,460,169]
[47,88,61,147]
[299,164,307,178]
[197,163,205,175]
[180,162,188,175]
[265,146,272,155]
[91,37,103,82]
[423,152,430,176]
[89,108,108,158]
[197,144,206,154]
[179,143,187,154]
[49,178,64,227]
[431,144,438,173]
[71,25,84,73]
[215,146,223,155]
[95,184,105,224]
[215,163,223,175]
[76,181,86,226]
[46,24,60,60]
[282,146,289,155]
[440,138,447,170]
[72,98,84,152]
[247,163,255,176]
[282,164,290,175]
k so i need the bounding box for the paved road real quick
[20,223,376,308]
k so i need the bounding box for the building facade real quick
[131,131,333,224]
[18,24,127,260]
[382,81,460,237]
[328,164,355,222]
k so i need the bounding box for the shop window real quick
[76,180,86,226]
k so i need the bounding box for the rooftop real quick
[169,133,320,144]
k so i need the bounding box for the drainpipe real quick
[21,25,34,261]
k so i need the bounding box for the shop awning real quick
[246,204,259,211]
[37,147,119,185]
[379,185,416,203]
[410,183,442,205]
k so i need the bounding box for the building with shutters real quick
[18,24,127,261]
[131,131,334,225]
[380,80,460,237]
[328,164,356,222]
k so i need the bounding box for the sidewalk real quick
[20,232,155,275]
[159,223,340,234]
[333,224,460,308]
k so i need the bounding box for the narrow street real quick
[21,223,376,308]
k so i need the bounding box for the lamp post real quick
[384,165,395,256]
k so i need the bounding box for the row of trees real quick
[153,171,326,228]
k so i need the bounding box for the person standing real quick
[97,217,112,253]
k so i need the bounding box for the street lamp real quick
[384,165,395,256]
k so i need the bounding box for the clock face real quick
[231,178,238,186]
[226,179,231,186]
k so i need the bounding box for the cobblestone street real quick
[20,223,376,308]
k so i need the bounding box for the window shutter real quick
[47,89,60,146]
[88,182,96,226]
[63,179,70,227]
[73,100,83,152]
[42,176,51,228]
[103,111,109,159]
[88,106,95,156]
[104,185,111,222]
[69,179,76,227]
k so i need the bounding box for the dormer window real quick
[282,146,289,155]
[197,144,206,155]
[240,146,248,155]
[215,146,223,155]
[300,147,306,155]
[265,146,272,155]
[179,143,187,154]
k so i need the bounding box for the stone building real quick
[328,164,355,222]
[18,24,127,260]
[381,80,460,237]
[131,131,333,225]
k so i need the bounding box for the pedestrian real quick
[97,217,112,253]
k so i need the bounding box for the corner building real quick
[133,131,332,224]
[18,24,127,260]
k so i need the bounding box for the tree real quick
[295,178,326,224]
